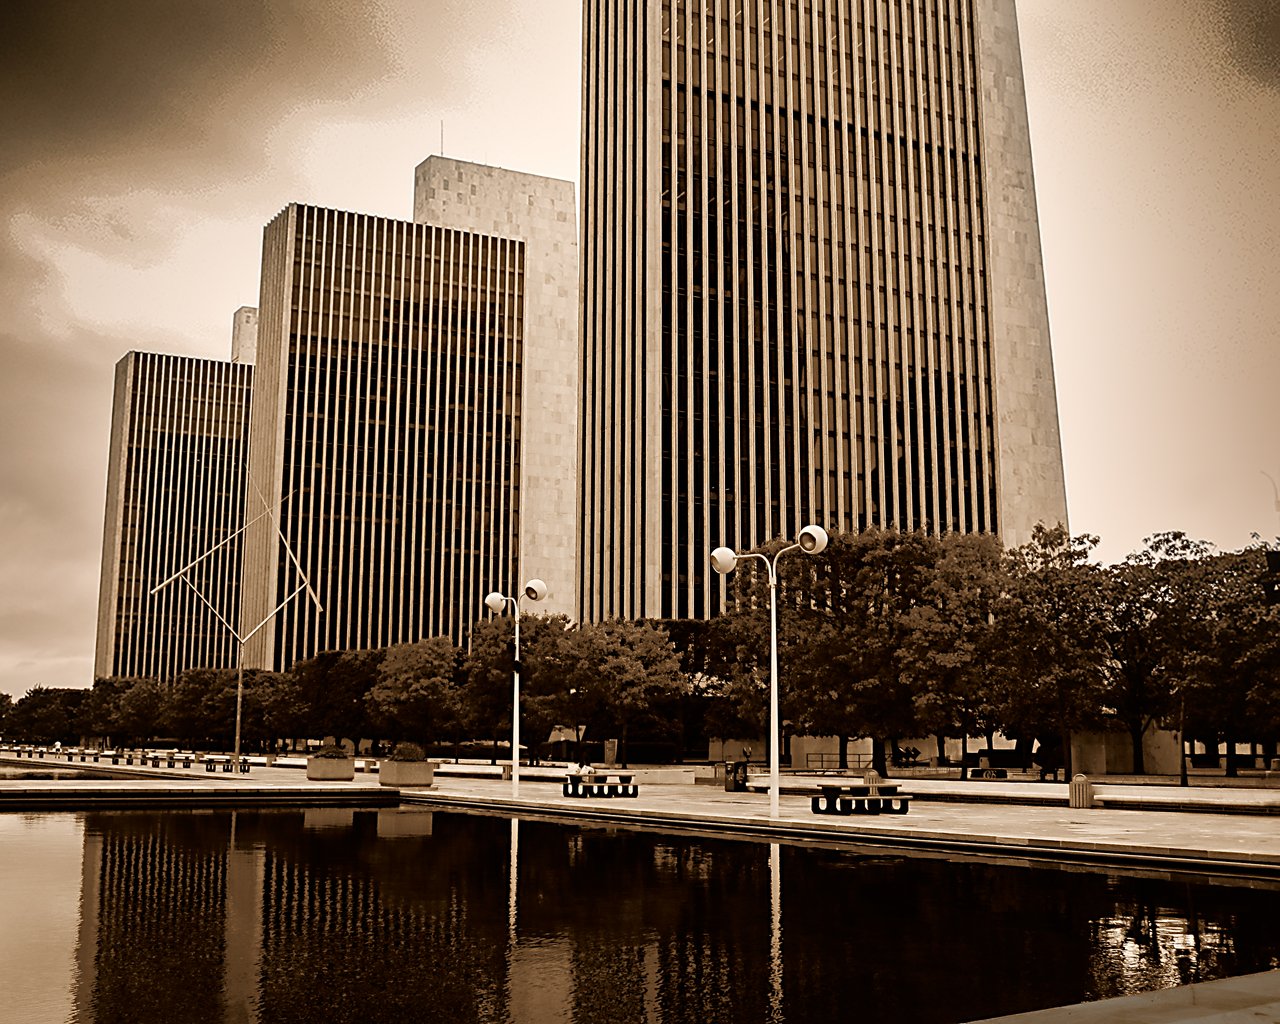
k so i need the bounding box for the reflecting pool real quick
[0,767,129,781]
[1,808,1278,1024]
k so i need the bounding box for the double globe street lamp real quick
[484,579,549,797]
[711,525,829,818]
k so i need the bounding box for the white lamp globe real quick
[710,547,738,575]
[798,525,829,555]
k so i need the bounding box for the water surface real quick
[0,808,1277,1024]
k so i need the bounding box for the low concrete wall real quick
[1071,726,1181,776]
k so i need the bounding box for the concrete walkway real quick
[395,774,1280,877]
[970,970,1280,1024]
[0,752,394,808]
[4,751,1280,873]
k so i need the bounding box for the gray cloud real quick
[0,0,545,697]
[0,1,393,182]
[1211,0,1280,89]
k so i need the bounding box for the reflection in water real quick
[18,809,1280,1023]
[510,817,519,945]
[769,842,783,1023]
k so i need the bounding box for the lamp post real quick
[711,525,829,818]
[484,579,549,797]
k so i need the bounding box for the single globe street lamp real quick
[711,525,829,818]
[484,579,549,797]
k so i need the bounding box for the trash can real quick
[1069,773,1093,809]
[724,761,748,792]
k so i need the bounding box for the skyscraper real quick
[95,352,254,680]
[413,158,580,616]
[240,192,576,672]
[578,0,1067,621]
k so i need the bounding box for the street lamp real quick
[711,525,829,818]
[484,579,549,797]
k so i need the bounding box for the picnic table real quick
[203,755,251,774]
[563,770,639,799]
[811,772,910,815]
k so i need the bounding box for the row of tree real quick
[696,524,1279,775]
[3,526,1278,774]
[0,618,686,767]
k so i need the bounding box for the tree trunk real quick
[837,734,848,771]
[1061,727,1072,778]
[935,734,946,763]
[960,733,969,781]
[1224,735,1237,777]
[871,737,888,777]
[620,721,629,769]
[1129,721,1146,775]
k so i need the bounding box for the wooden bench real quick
[811,772,911,815]
[563,771,639,799]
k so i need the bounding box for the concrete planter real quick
[306,757,356,782]
[378,760,436,788]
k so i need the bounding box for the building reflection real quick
[67,810,1280,1024]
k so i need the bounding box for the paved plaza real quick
[5,752,1280,873]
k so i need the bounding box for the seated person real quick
[1033,738,1063,780]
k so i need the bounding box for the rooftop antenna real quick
[440,119,444,157]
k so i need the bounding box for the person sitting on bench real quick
[1033,738,1062,781]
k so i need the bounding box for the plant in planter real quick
[378,741,437,788]
[306,744,356,782]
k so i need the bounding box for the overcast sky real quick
[1,0,1277,698]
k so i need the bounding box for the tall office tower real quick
[95,352,254,679]
[240,203,533,670]
[413,158,580,616]
[579,0,1068,620]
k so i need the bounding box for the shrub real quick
[389,741,427,762]
[310,744,351,759]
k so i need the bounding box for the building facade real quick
[240,203,531,670]
[95,352,254,680]
[231,305,259,365]
[412,158,580,617]
[578,0,1068,620]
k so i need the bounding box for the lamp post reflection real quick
[769,842,783,1022]
[509,817,519,946]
